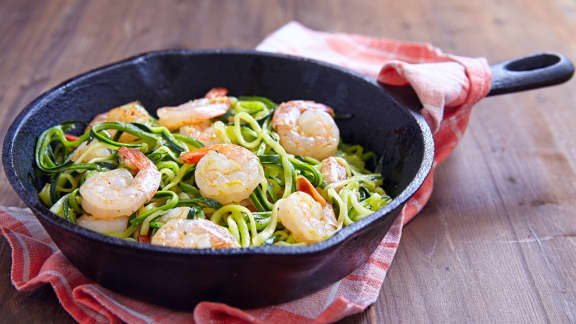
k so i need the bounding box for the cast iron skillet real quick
[2,50,573,309]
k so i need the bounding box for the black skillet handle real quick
[488,52,574,96]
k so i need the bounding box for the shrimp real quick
[271,100,340,160]
[204,87,228,99]
[158,207,190,223]
[79,147,161,218]
[151,219,239,248]
[68,141,111,163]
[179,121,222,146]
[320,157,348,184]
[181,144,264,204]
[157,98,230,130]
[77,215,129,233]
[88,101,152,142]
[277,192,337,244]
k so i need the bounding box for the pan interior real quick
[5,50,428,253]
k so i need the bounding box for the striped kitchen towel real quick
[0,21,491,323]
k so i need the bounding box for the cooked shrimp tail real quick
[119,147,151,171]
[205,87,228,99]
[180,145,221,164]
[157,99,230,130]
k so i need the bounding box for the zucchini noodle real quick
[34,92,391,248]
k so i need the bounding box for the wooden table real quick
[1,0,575,322]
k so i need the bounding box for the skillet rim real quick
[2,49,434,256]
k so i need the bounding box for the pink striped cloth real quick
[0,22,491,323]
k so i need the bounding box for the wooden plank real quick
[342,0,576,322]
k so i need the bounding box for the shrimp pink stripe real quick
[118,147,149,170]
[0,21,490,324]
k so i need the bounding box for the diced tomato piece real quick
[138,233,150,243]
[297,176,327,207]
[65,134,79,141]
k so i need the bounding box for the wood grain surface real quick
[1,0,575,323]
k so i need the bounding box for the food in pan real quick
[35,88,391,248]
